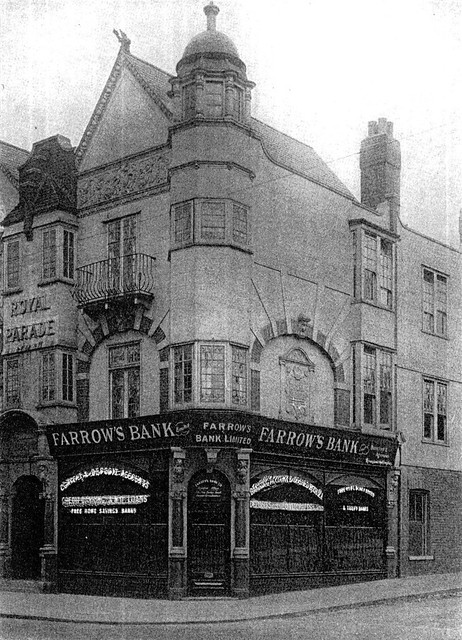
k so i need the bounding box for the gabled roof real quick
[76,47,353,200]
[251,119,355,199]
[76,47,174,168]
[0,140,29,188]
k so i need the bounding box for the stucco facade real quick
[0,3,460,598]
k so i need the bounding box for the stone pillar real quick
[225,73,235,118]
[0,462,11,578]
[244,87,252,123]
[232,449,251,598]
[195,73,205,118]
[168,448,187,599]
[385,467,400,578]
[37,459,58,590]
[169,78,182,122]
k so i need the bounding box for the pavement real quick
[0,572,461,626]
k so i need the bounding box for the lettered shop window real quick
[409,491,430,557]
[109,343,140,418]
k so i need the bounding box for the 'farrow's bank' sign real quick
[47,411,398,467]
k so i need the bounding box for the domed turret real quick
[170,2,254,124]
[182,3,240,60]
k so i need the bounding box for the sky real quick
[1,0,461,246]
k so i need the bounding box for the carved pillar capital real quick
[205,448,220,473]
[171,448,186,485]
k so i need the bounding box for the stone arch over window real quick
[87,330,161,421]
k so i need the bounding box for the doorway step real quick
[0,579,44,593]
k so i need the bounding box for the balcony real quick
[75,254,155,315]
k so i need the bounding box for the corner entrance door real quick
[187,471,231,595]
[11,476,45,580]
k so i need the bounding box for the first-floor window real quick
[231,346,247,405]
[200,344,225,403]
[173,344,193,405]
[41,352,56,402]
[362,345,392,429]
[62,353,74,402]
[109,342,140,418]
[6,239,20,289]
[5,357,20,407]
[423,379,447,443]
[409,491,430,557]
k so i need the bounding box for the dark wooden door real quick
[188,471,230,595]
[11,476,44,579]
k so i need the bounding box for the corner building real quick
[0,4,460,599]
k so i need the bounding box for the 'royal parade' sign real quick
[47,410,398,467]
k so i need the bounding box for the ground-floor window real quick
[250,468,385,576]
[58,456,168,592]
[408,490,430,557]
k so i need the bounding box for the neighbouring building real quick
[0,3,460,599]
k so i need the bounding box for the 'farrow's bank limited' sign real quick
[47,410,398,468]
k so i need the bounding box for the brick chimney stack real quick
[360,118,401,232]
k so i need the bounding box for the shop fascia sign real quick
[47,410,397,467]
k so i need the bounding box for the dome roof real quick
[181,2,240,61]
[182,29,239,59]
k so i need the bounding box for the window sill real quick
[37,401,77,410]
[421,329,448,340]
[408,555,434,562]
[38,277,74,287]
[354,298,394,313]
[169,243,253,257]
[2,287,23,297]
[421,438,449,447]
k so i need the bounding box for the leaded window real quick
[63,230,75,279]
[174,202,193,244]
[41,352,56,402]
[201,202,226,240]
[200,344,225,403]
[422,268,448,337]
[5,357,20,407]
[231,346,247,405]
[423,379,447,443]
[204,81,223,117]
[363,233,377,302]
[42,229,57,280]
[362,345,393,429]
[6,240,20,289]
[173,344,193,405]
[232,203,249,244]
[109,342,140,418]
[62,353,74,402]
[409,491,430,557]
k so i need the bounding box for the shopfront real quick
[47,410,398,598]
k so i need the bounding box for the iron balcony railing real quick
[74,254,156,307]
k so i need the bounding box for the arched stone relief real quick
[279,348,315,421]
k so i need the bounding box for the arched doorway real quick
[11,476,45,580]
[187,470,231,595]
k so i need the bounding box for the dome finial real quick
[204,2,219,31]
